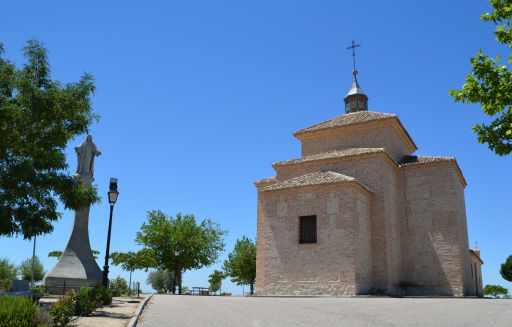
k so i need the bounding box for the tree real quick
[0,39,100,239]
[146,269,174,293]
[208,270,224,295]
[18,256,45,281]
[48,251,62,259]
[109,276,129,297]
[483,284,509,298]
[450,0,512,155]
[0,258,17,292]
[223,236,256,295]
[110,249,155,289]
[136,210,226,294]
[0,258,17,280]
[500,255,512,281]
[49,249,100,260]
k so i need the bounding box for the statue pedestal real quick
[44,174,103,293]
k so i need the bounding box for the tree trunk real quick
[178,270,182,295]
[250,283,254,295]
[172,268,177,294]
[129,271,132,291]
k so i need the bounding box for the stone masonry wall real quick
[256,186,370,295]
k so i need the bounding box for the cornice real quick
[401,159,467,188]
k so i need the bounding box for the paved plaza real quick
[138,294,511,327]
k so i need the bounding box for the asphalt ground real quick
[138,294,512,327]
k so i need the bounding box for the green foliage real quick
[110,249,154,273]
[146,269,174,293]
[500,255,512,281]
[0,39,100,239]
[0,259,18,292]
[18,256,45,281]
[136,210,226,293]
[50,250,99,260]
[47,251,62,259]
[450,0,512,155]
[99,287,112,305]
[0,258,16,292]
[74,287,98,316]
[92,250,100,260]
[74,286,110,315]
[29,284,48,295]
[208,270,224,294]
[49,287,110,325]
[0,296,37,327]
[483,284,509,298]
[109,276,129,297]
[0,279,12,293]
[223,236,256,294]
[50,290,76,327]
[0,258,17,280]
[181,286,191,295]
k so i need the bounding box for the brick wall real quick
[400,164,469,296]
[300,125,412,161]
[256,186,371,295]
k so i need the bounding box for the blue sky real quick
[1,0,510,295]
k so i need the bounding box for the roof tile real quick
[399,155,455,166]
[261,171,364,192]
[273,148,387,166]
[294,111,396,135]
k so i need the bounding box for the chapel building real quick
[254,70,484,296]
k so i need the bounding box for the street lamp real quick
[102,178,119,287]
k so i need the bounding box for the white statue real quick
[75,135,101,176]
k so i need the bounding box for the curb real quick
[127,294,154,327]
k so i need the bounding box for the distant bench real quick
[191,287,210,295]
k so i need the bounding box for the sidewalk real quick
[40,295,149,327]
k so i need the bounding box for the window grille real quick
[299,215,317,244]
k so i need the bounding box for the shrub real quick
[50,290,76,327]
[98,286,112,305]
[35,309,53,327]
[30,284,48,295]
[0,296,37,326]
[0,279,12,293]
[109,276,128,297]
[74,287,100,316]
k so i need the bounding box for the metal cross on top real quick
[346,40,361,71]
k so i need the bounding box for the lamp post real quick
[102,178,119,288]
[175,250,181,294]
